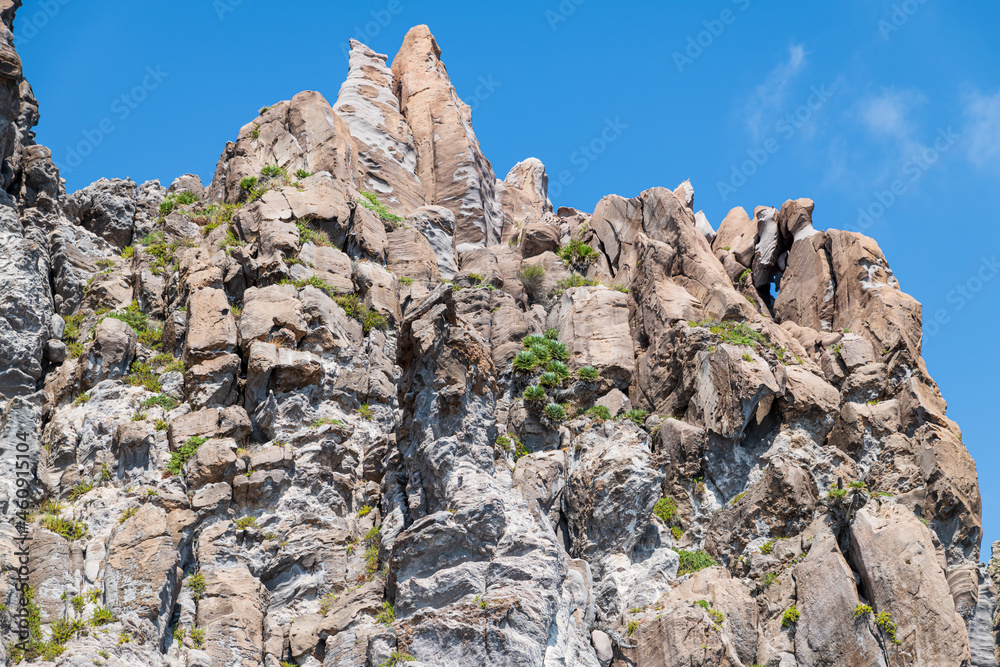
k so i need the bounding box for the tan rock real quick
[104,505,179,642]
[197,565,266,667]
[849,501,971,665]
[185,437,237,488]
[712,206,756,267]
[392,25,502,249]
[335,39,424,214]
[499,158,553,241]
[81,317,136,388]
[387,227,441,283]
[184,353,240,409]
[546,286,634,389]
[297,241,353,294]
[238,284,307,350]
[184,287,237,365]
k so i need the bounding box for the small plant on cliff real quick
[260,164,286,179]
[296,220,333,247]
[41,516,88,541]
[334,293,388,335]
[90,607,116,627]
[295,169,312,179]
[189,627,206,649]
[167,436,207,476]
[117,507,138,524]
[547,341,570,362]
[68,480,94,501]
[529,342,553,364]
[676,550,717,576]
[187,573,206,600]
[653,496,678,524]
[357,404,374,421]
[782,606,800,628]
[375,602,395,625]
[234,516,258,531]
[577,365,600,382]
[358,505,373,518]
[759,540,775,555]
[828,487,848,500]
[543,403,566,423]
[523,385,546,408]
[539,372,561,388]
[853,604,873,619]
[874,612,900,645]
[557,238,597,268]
[358,191,404,225]
[587,405,612,422]
[380,653,416,667]
[512,350,539,373]
[520,263,547,299]
[622,409,650,427]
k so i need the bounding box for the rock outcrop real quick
[0,12,992,667]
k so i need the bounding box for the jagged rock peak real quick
[392,24,503,251]
[335,38,425,214]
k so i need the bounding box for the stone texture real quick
[392,25,502,250]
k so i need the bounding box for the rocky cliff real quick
[0,11,996,667]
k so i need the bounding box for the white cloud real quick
[744,44,807,140]
[858,88,924,141]
[963,88,1000,170]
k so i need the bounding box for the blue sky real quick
[17,0,1000,556]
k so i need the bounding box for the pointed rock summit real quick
[392,25,503,251]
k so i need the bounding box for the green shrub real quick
[544,328,560,340]
[334,293,389,335]
[760,540,775,555]
[240,176,258,192]
[399,276,414,286]
[41,515,88,541]
[520,264,547,298]
[311,417,344,428]
[167,436,207,476]
[121,246,135,260]
[175,191,198,205]
[587,405,612,421]
[73,392,91,405]
[557,238,598,267]
[546,360,570,381]
[118,507,138,524]
[380,652,416,667]
[539,372,561,387]
[295,169,312,179]
[142,395,180,411]
[828,488,848,499]
[127,361,161,393]
[357,404,374,421]
[853,604,872,619]
[234,516,258,531]
[358,191,404,225]
[676,550,717,576]
[782,607,800,628]
[90,606,116,626]
[762,572,780,587]
[874,612,899,644]
[523,385,546,405]
[547,341,569,362]
[512,351,539,373]
[187,573,206,600]
[577,366,600,382]
[190,627,205,649]
[653,496,677,524]
[67,480,94,501]
[375,601,395,625]
[522,334,547,348]
[556,273,599,294]
[296,220,333,247]
[261,164,287,179]
[622,409,650,426]
[528,343,552,365]
[543,403,566,422]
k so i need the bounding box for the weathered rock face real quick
[0,14,992,667]
[392,25,503,251]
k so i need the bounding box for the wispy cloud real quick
[744,44,807,140]
[858,88,925,143]
[962,87,1000,171]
